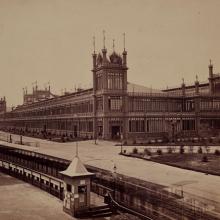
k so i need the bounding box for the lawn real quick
[152,153,220,175]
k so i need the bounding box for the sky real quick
[0,0,220,106]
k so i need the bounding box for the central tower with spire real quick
[92,31,128,140]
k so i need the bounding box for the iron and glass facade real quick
[1,45,220,141]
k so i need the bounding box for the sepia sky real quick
[0,0,220,106]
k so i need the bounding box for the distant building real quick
[23,85,56,105]
[0,38,220,142]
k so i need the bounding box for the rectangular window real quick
[78,185,87,193]
[67,184,72,192]
[107,73,123,90]
[109,96,122,111]
[96,97,103,111]
[129,118,145,132]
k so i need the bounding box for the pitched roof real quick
[60,156,93,178]
[127,82,161,93]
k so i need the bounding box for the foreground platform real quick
[0,132,220,216]
[0,172,74,220]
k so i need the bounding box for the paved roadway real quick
[0,132,220,216]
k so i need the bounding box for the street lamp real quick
[113,163,117,199]
[120,134,123,154]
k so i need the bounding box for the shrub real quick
[157,149,162,155]
[202,155,208,162]
[144,148,151,156]
[214,149,220,156]
[198,146,203,154]
[179,145,184,154]
[132,147,138,154]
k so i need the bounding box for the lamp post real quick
[120,134,123,154]
[113,163,117,199]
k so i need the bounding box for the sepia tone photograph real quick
[0,0,220,219]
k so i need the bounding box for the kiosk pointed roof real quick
[60,156,93,178]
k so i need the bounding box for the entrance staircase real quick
[87,204,113,218]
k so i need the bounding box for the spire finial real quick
[103,30,106,49]
[196,74,198,81]
[93,36,96,53]
[182,78,184,84]
[210,59,212,66]
[123,33,126,51]
[113,39,115,52]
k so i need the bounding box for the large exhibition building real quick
[0,38,220,142]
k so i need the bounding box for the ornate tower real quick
[92,32,128,140]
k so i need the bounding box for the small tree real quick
[179,145,184,154]
[214,149,220,156]
[132,147,138,154]
[144,148,151,156]
[198,146,203,154]
[157,149,162,155]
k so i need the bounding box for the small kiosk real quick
[60,155,94,217]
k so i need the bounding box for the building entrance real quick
[111,126,120,139]
[78,185,87,207]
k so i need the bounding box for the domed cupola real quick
[109,52,122,65]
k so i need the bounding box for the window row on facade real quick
[7,101,93,118]
[8,119,94,133]
[128,98,195,112]
[200,99,220,111]
[96,72,123,90]
[128,118,196,133]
